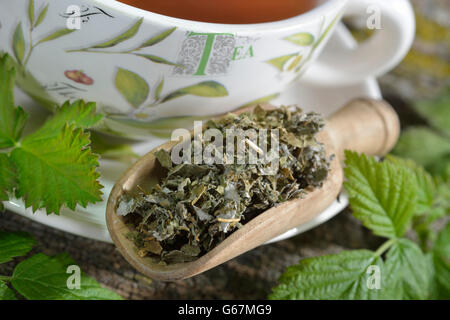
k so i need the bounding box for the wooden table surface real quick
[1,0,448,299]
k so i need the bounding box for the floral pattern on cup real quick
[111,67,228,121]
[64,70,94,85]
[2,0,354,139]
[266,12,341,79]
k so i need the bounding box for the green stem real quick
[23,25,34,68]
[0,275,12,282]
[66,49,134,54]
[374,238,398,257]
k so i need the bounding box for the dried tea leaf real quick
[120,106,330,263]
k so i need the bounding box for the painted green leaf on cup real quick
[287,55,302,71]
[139,27,176,48]
[3,52,57,111]
[238,92,280,110]
[107,114,211,139]
[115,67,149,108]
[36,29,76,46]
[162,81,228,103]
[284,32,314,46]
[28,0,35,26]
[34,4,49,28]
[154,78,164,101]
[313,11,342,49]
[13,23,25,64]
[266,53,297,71]
[91,18,143,49]
[135,54,183,68]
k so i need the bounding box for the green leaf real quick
[135,54,183,67]
[154,78,164,101]
[266,53,297,71]
[269,250,383,299]
[107,114,211,138]
[284,32,314,46]
[12,23,25,65]
[139,27,176,48]
[34,4,49,28]
[287,55,302,71]
[344,151,417,238]
[115,68,149,108]
[161,81,228,103]
[28,0,35,26]
[3,51,57,110]
[33,100,103,140]
[433,223,450,299]
[11,124,103,214]
[313,11,342,49]
[11,253,122,300]
[385,155,435,215]
[91,18,143,49]
[413,88,450,136]
[90,131,138,163]
[0,231,36,264]
[36,29,76,45]
[392,127,450,178]
[0,154,15,207]
[384,239,433,299]
[0,54,28,148]
[238,93,280,110]
[0,281,17,300]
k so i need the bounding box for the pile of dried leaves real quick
[118,106,331,264]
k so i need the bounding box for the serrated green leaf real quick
[385,155,436,215]
[392,127,450,178]
[0,154,15,207]
[269,250,383,300]
[344,151,417,238]
[154,78,164,101]
[32,100,103,140]
[135,54,183,67]
[0,281,17,300]
[433,223,450,299]
[34,4,49,28]
[91,18,143,49]
[11,253,122,300]
[28,0,35,26]
[11,124,103,214]
[139,27,176,48]
[161,81,228,103]
[413,88,450,136]
[36,29,76,46]
[284,32,314,46]
[266,53,297,71]
[0,231,36,264]
[115,68,149,108]
[12,23,25,65]
[0,54,28,148]
[384,239,433,299]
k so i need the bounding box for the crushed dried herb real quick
[117,106,331,264]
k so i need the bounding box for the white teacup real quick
[0,0,415,138]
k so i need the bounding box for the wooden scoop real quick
[106,98,400,281]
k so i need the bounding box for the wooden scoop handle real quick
[327,98,400,160]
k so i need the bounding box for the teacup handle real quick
[301,0,415,86]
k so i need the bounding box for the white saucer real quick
[4,24,381,244]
